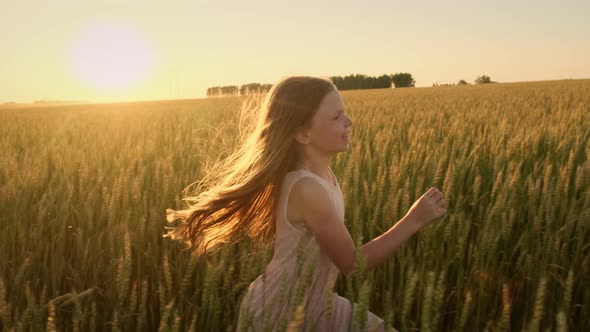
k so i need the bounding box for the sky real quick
[1,0,589,103]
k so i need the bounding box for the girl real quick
[166,76,448,331]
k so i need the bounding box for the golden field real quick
[0,79,589,331]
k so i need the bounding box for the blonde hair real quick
[165,76,336,255]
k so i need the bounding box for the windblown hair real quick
[165,76,336,256]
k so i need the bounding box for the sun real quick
[68,22,156,90]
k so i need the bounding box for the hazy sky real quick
[2,0,589,103]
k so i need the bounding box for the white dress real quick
[236,168,395,331]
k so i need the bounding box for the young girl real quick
[166,76,448,331]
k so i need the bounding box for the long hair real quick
[165,76,336,256]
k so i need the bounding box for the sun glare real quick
[67,22,156,90]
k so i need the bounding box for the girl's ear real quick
[294,126,311,144]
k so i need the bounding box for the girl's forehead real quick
[317,91,344,113]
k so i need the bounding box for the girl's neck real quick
[293,147,333,177]
[294,161,332,183]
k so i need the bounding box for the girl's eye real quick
[333,115,340,120]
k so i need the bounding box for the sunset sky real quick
[2,0,589,103]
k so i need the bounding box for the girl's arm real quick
[362,186,447,272]
[356,214,421,275]
[293,179,445,277]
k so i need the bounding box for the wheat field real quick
[0,79,589,331]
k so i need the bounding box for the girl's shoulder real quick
[284,168,339,192]
[284,168,339,210]
[286,175,338,232]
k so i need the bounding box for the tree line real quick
[206,83,274,97]
[433,75,496,87]
[206,73,495,97]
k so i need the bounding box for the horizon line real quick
[2,77,588,109]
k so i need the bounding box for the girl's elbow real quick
[340,262,356,278]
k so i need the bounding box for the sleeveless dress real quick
[236,168,396,332]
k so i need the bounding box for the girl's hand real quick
[404,187,448,229]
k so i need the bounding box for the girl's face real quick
[296,89,352,153]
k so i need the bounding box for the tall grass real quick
[0,79,588,330]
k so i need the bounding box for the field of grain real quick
[1,79,589,331]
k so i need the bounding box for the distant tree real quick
[432,82,455,87]
[457,80,468,85]
[239,83,272,95]
[240,83,261,95]
[207,86,223,97]
[208,82,272,97]
[330,74,392,90]
[390,73,415,88]
[376,74,392,88]
[475,75,493,84]
[222,85,239,96]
